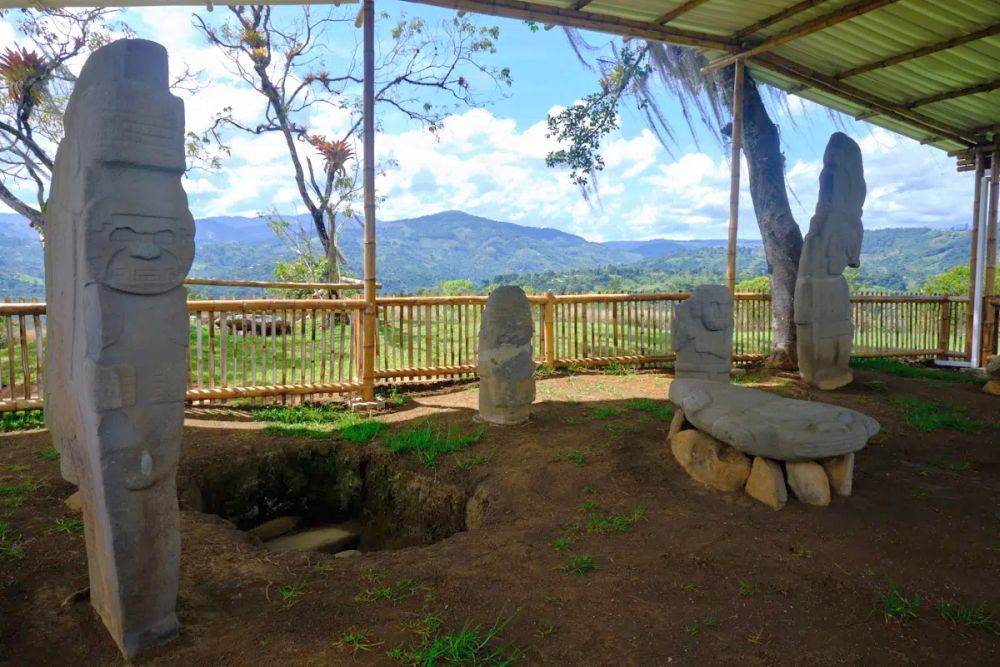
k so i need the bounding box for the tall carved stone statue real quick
[478,286,535,424]
[44,40,194,659]
[671,284,733,382]
[794,132,865,390]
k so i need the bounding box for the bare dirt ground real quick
[1,368,998,666]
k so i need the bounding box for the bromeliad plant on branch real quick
[0,8,224,238]
[545,33,805,369]
[195,5,512,283]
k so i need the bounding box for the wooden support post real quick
[966,153,985,359]
[361,0,377,401]
[937,299,952,358]
[726,59,745,294]
[982,149,999,364]
[544,291,556,367]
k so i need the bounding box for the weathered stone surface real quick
[983,380,1000,396]
[478,286,535,425]
[744,457,787,510]
[671,285,733,382]
[786,462,831,506]
[266,527,360,554]
[986,355,1000,378]
[821,452,854,496]
[794,133,866,391]
[334,549,363,559]
[248,516,302,541]
[42,39,193,659]
[670,428,751,492]
[669,378,879,462]
[64,491,83,512]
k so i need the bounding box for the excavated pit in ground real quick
[179,445,485,554]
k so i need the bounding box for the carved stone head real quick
[688,285,733,333]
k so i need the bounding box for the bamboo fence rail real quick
[0,291,981,413]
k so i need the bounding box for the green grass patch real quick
[0,410,45,432]
[551,537,573,551]
[560,555,597,575]
[534,364,557,377]
[730,370,768,385]
[878,581,921,622]
[260,407,385,443]
[577,508,644,535]
[892,397,984,432]
[455,453,494,470]
[590,406,624,420]
[389,613,519,666]
[356,578,421,604]
[51,518,84,534]
[605,362,636,376]
[276,581,305,609]
[36,447,60,462]
[385,422,484,467]
[851,358,984,384]
[623,398,673,421]
[0,520,25,560]
[937,601,998,633]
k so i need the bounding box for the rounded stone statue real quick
[671,284,733,382]
[43,40,193,659]
[794,132,865,390]
[478,286,535,425]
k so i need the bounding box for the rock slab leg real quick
[821,453,854,496]
[670,429,751,492]
[786,461,831,506]
[744,457,787,510]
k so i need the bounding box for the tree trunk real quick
[720,66,803,369]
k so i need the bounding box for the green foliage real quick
[624,398,673,421]
[735,275,770,292]
[0,520,25,560]
[850,358,983,384]
[356,578,420,603]
[255,405,385,443]
[584,508,644,534]
[0,410,45,432]
[438,279,476,296]
[878,581,921,621]
[560,555,597,575]
[385,421,484,467]
[590,406,623,420]
[936,601,997,633]
[36,447,59,461]
[920,264,1000,296]
[388,613,519,666]
[892,397,983,433]
[545,46,649,189]
[51,518,84,534]
[565,451,587,466]
[277,581,305,608]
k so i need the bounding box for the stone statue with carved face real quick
[794,133,866,390]
[43,40,193,659]
[671,284,733,382]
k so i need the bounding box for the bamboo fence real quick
[0,291,985,413]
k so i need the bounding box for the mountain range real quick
[0,210,970,297]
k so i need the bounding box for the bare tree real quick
[195,4,511,282]
[546,35,803,368]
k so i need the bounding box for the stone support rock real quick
[670,428,751,492]
[786,462,831,506]
[821,453,854,496]
[744,457,787,510]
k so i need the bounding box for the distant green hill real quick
[0,211,973,297]
[492,227,972,294]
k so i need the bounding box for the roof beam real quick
[856,78,1000,119]
[733,0,830,40]
[653,0,712,25]
[753,52,977,145]
[404,0,737,49]
[702,0,902,74]
[788,23,1000,92]
[571,1,594,9]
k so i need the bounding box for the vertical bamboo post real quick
[726,59,745,294]
[544,291,556,367]
[937,298,952,358]
[360,0,378,401]
[966,153,985,360]
[981,149,999,364]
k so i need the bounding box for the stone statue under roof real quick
[44,39,194,659]
[794,132,866,390]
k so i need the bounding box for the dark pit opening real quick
[180,446,481,555]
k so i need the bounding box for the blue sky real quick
[1,1,974,242]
